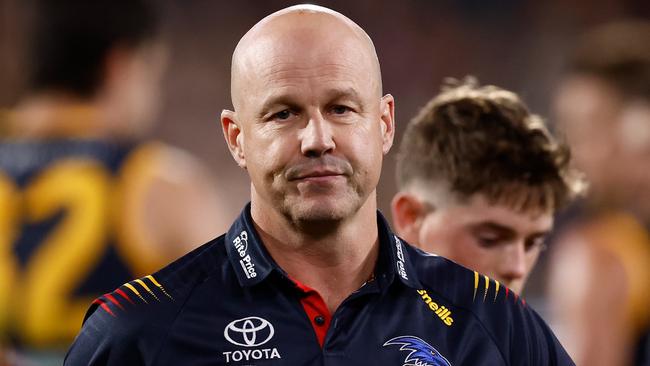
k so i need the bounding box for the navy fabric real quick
[65,204,575,365]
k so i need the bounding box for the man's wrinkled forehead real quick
[230,5,382,110]
[237,34,371,86]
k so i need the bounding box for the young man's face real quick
[394,193,552,293]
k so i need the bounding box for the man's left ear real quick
[379,94,395,155]
[391,192,426,245]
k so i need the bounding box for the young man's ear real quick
[221,110,246,169]
[391,192,427,245]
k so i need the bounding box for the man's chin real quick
[285,197,357,224]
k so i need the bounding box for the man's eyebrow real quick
[527,231,550,239]
[257,95,300,118]
[325,87,362,102]
[470,222,517,238]
[471,221,551,238]
[257,87,365,118]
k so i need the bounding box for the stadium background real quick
[1,0,649,308]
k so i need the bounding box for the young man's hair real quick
[26,0,161,98]
[396,77,585,212]
[569,20,650,102]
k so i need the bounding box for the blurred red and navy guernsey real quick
[64,204,575,365]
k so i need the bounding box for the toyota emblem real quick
[224,316,275,347]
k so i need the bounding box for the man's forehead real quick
[235,21,371,77]
[414,185,554,229]
[245,35,367,69]
[230,5,382,111]
[233,41,380,114]
[456,195,555,232]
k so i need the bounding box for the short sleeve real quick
[64,301,144,366]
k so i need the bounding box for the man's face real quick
[415,194,552,293]
[227,25,394,224]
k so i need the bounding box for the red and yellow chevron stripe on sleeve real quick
[472,271,525,307]
[93,275,173,317]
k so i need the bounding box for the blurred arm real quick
[548,228,634,366]
[115,142,232,275]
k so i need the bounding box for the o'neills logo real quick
[394,236,409,280]
[233,231,256,279]
[417,289,454,326]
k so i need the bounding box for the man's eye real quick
[473,230,505,248]
[331,105,350,115]
[525,238,547,252]
[477,236,500,248]
[273,110,292,120]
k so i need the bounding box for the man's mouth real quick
[285,155,353,183]
[292,168,344,180]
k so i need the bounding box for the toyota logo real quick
[224,316,275,347]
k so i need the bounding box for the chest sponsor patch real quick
[222,316,282,363]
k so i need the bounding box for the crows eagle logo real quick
[383,335,452,366]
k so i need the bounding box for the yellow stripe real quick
[473,271,479,301]
[494,280,500,302]
[145,275,173,300]
[135,279,159,301]
[124,282,147,303]
[145,275,162,288]
[483,275,489,302]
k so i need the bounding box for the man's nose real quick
[497,242,527,286]
[300,112,335,157]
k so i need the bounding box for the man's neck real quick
[251,194,380,313]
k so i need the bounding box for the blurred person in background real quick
[392,78,585,295]
[0,0,228,364]
[549,20,650,366]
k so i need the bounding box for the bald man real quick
[65,5,574,365]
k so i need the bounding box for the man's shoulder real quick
[65,235,229,365]
[409,244,515,300]
[406,242,533,322]
[90,234,227,323]
[403,241,574,364]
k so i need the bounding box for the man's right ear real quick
[221,110,246,169]
[391,192,427,245]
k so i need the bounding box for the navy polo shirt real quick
[65,204,575,365]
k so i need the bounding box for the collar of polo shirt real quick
[224,203,422,290]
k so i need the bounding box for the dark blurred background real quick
[2,0,649,304]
